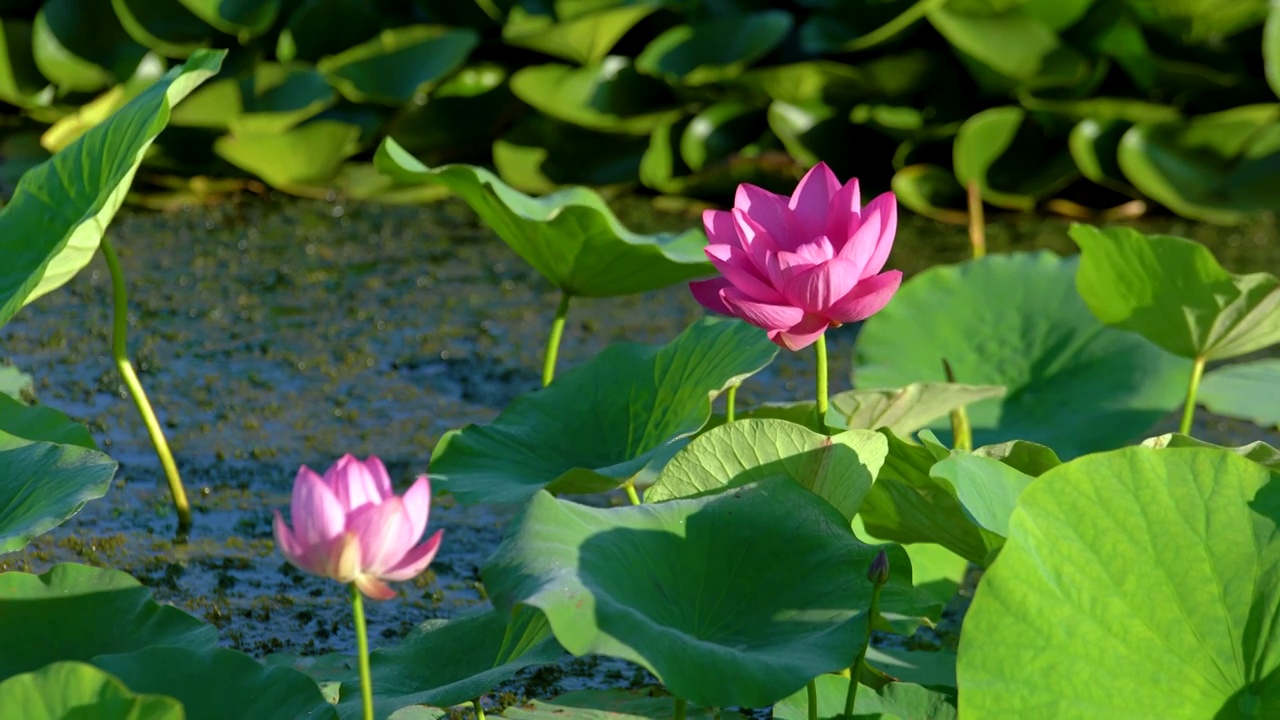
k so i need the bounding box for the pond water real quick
[1,195,1276,711]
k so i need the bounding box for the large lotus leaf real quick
[430,318,777,504]
[1069,118,1137,193]
[953,106,1078,210]
[316,25,478,106]
[679,101,766,172]
[483,478,934,708]
[774,674,957,720]
[0,429,114,553]
[0,661,184,720]
[0,392,94,449]
[335,606,562,714]
[830,382,1007,437]
[0,563,218,677]
[890,164,968,224]
[492,113,649,193]
[39,56,168,153]
[768,99,862,178]
[854,252,1191,457]
[232,63,338,134]
[0,51,220,329]
[175,0,280,38]
[1117,105,1280,225]
[111,0,216,58]
[865,646,959,689]
[638,113,788,199]
[1127,0,1269,44]
[503,689,743,719]
[375,138,713,296]
[1199,360,1280,428]
[1268,2,1280,99]
[503,1,660,64]
[645,419,888,523]
[0,366,33,400]
[275,0,383,63]
[927,3,1088,90]
[958,447,1280,717]
[732,51,936,106]
[387,63,513,162]
[634,10,792,86]
[509,58,683,135]
[800,0,948,54]
[93,646,338,720]
[214,120,362,190]
[32,0,147,93]
[1143,433,1280,472]
[1071,224,1280,360]
[0,19,55,109]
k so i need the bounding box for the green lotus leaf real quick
[503,1,660,64]
[275,0,383,63]
[429,317,777,504]
[375,137,713,296]
[0,662,184,720]
[509,58,683,135]
[0,365,33,400]
[503,689,741,719]
[1068,118,1137,193]
[1267,2,1280,99]
[733,51,936,105]
[0,19,55,109]
[865,646,959,689]
[831,382,1007,437]
[889,164,968,224]
[387,63,514,163]
[0,393,95,448]
[1198,359,1280,428]
[1071,223,1280,360]
[0,49,223,328]
[645,418,888,523]
[1117,104,1280,225]
[175,0,280,39]
[927,3,1088,90]
[639,114,788,198]
[0,429,114,553]
[230,63,338,134]
[335,605,563,714]
[110,0,216,58]
[1142,432,1280,472]
[774,674,957,719]
[483,478,935,708]
[679,101,765,172]
[958,447,1280,717]
[215,119,362,191]
[800,0,947,54]
[494,112,649,193]
[635,10,793,85]
[953,106,1078,209]
[0,563,218,678]
[855,252,1190,457]
[317,25,478,106]
[768,99,855,172]
[1126,0,1269,44]
[32,0,148,93]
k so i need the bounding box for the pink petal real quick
[290,469,348,556]
[401,476,433,544]
[346,497,416,575]
[731,209,780,274]
[765,237,835,289]
[722,289,805,332]
[826,178,861,252]
[326,531,361,583]
[734,184,792,245]
[382,529,444,581]
[702,209,742,248]
[769,314,831,351]
[690,277,734,316]
[273,511,316,575]
[354,575,397,601]
[827,271,903,324]
[329,455,393,512]
[783,258,861,314]
[839,192,898,280]
[706,244,785,304]
[788,163,841,242]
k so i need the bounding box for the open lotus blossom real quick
[274,454,442,600]
[690,163,902,351]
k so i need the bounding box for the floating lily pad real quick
[32,0,147,93]
[645,418,888,522]
[959,447,1280,717]
[0,429,114,553]
[854,252,1191,457]
[317,25,479,106]
[0,50,222,328]
[635,10,793,86]
[430,318,777,504]
[509,58,683,135]
[774,674,957,720]
[1199,359,1280,428]
[1071,224,1280,360]
[483,478,934,708]
[953,106,1077,210]
[0,563,218,678]
[375,139,714,296]
[0,661,184,720]
[830,383,1007,436]
[1117,105,1280,225]
[94,646,339,720]
[335,606,562,714]
[503,2,660,64]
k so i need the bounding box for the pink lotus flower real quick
[690,163,902,351]
[273,454,442,600]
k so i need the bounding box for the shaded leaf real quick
[1199,359,1280,428]
[953,106,1077,210]
[32,0,147,93]
[774,674,957,719]
[0,429,114,553]
[0,661,183,720]
[831,382,1007,437]
[503,2,660,64]
[635,10,793,85]
[509,58,683,135]
[317,25,479,106]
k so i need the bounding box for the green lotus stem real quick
[808,679,820,720]
[101,238,192,533]
[843,583,884,717]
[674,698,687,720]
[814,334,830,433]
[351,584,375,720]
[472,698,486,720]
[942,360,972,451]
[623,479,642,506]
[725,384,738,423]
[967,180,986,260]
[1179,355,1207,436]
[542,292,572,387]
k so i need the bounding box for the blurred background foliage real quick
[0,0,1277,223]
